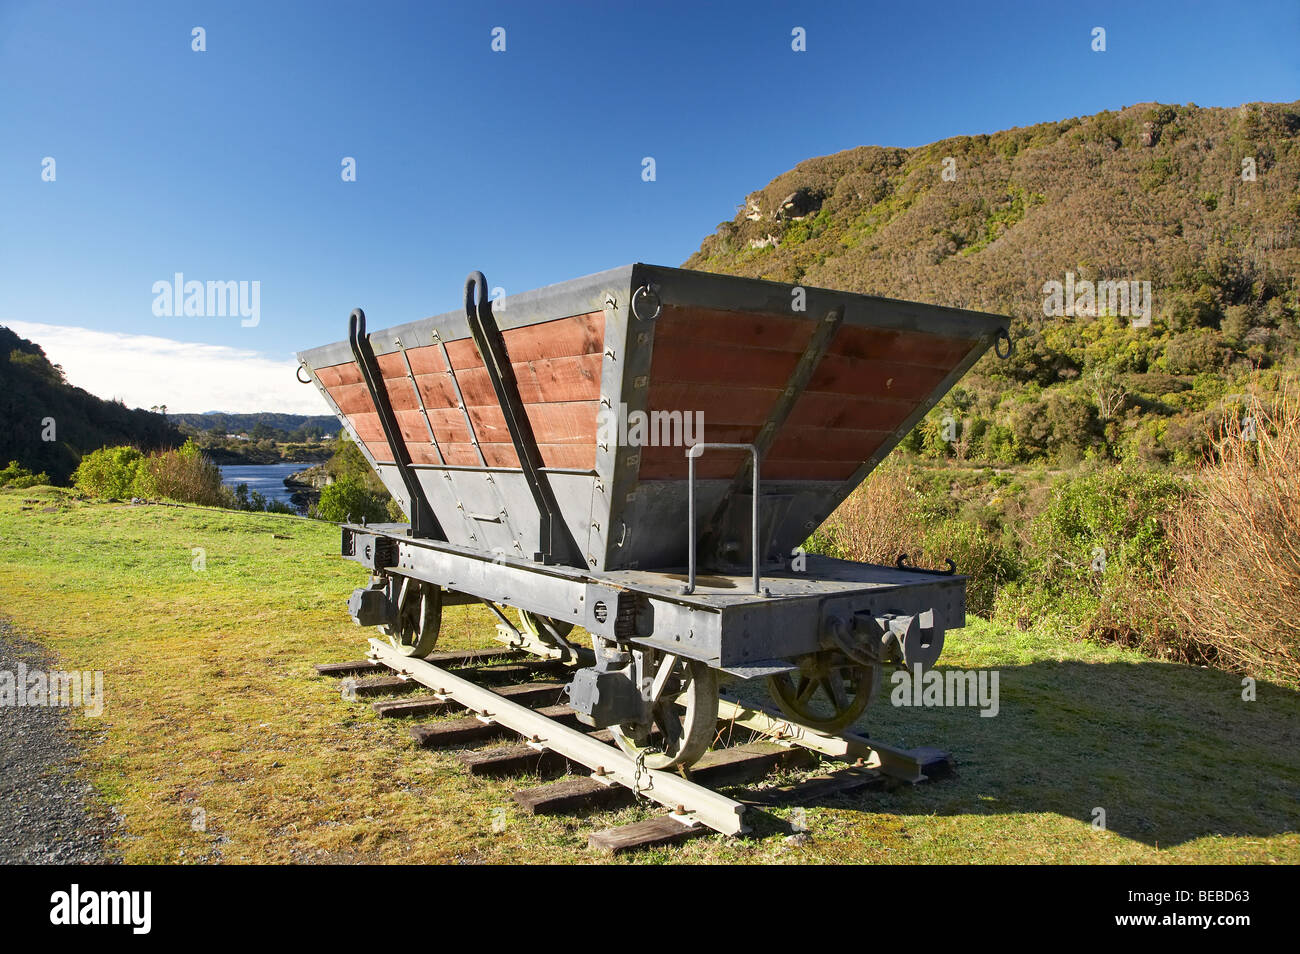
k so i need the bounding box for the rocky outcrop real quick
[773,187,822,221]
[284,463,331,510]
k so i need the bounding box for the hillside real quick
[170,412,339,440]
[686,101,1300,465]
[0,326,182,482]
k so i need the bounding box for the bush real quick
[1164,329,1227,374]
[73,441,227,506]
[804,462,1019,616]
[135,440,227,506]
[315,474,390,524]
[994,468,1188,648]
[73,446,144,498]
[0,460,50,489]
[1166,384,1300,686]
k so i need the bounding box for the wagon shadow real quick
[775,658,1300,848]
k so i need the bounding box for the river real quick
[218,462,314,508]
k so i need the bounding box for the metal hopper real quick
[297,264,1008,573]
[298,265,1010,768]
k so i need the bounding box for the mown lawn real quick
[1,487,1297,864]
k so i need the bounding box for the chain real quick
[630,746,654,799]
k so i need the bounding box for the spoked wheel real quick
[610,652,718,771]
[767,650,880,732]
[379,577,442,657]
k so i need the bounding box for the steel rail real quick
[715,695,925,782]
[367,639,749,835]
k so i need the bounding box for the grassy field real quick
[1,486,1297,864]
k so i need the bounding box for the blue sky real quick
[1,0,1296,412]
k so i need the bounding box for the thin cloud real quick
[5,321,331,415]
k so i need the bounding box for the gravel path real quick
[0,618,119,863]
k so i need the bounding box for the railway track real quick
[315,640,954,854]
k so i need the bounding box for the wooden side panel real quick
[639,307,978,481]
[641,306,815,479]
[316,311,605,471]
[770,325,974,479]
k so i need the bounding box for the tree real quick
[1090,368,1127,421]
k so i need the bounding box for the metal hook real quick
[296,364,313,384]
[465,271,489,320]
[631,284,662,321]
[995,327,1014,359]
[896,553,957,576]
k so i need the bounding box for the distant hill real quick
[685,101,1300,465]
[0,325,182,482]
[171,412,339,440]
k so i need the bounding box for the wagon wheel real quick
[610,652,718,771]
[767,650,880,732]
[380,577,442,658]
[517,610,574,646]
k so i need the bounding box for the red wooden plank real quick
[808,356,950,401]
[414,373,462,411]
[650,341,800,388]
[766,426,894,462]
[787,393,915,431]
[831,325,972,368]
[644,383,781,427]
[500,312,605,362]
[402,343,450,375]
[654,306,816,352]
[407,442,442,465]
[316,362,363,388]
[328,382,378,416]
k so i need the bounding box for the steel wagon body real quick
[298,264,1009,768]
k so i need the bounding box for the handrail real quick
[464,271,583,567]
[682,443,764,596]
[348,308,441,540]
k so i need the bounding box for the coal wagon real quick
[298,264,1010,773]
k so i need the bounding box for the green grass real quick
[1,487,1297,863]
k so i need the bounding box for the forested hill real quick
[1,326,182,483]
[169,412,339,440]
[686,101,1300,465]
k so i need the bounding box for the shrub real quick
[804,462,1019,616]
[1166,384,1300,686]
[73,441,227,506]
[994,467,1188,650]
[1164,329,1227,374]
[0,460,50,489]
[135,440,227,506]
[315,474,389,524]
[73,446,144,498]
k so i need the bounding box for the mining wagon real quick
[298,264,1010,779]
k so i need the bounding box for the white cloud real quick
[5,321,332,415]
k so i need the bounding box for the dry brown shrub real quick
[817,462,926,565]
[1167,382,1300,685]
[137,442,228,508]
